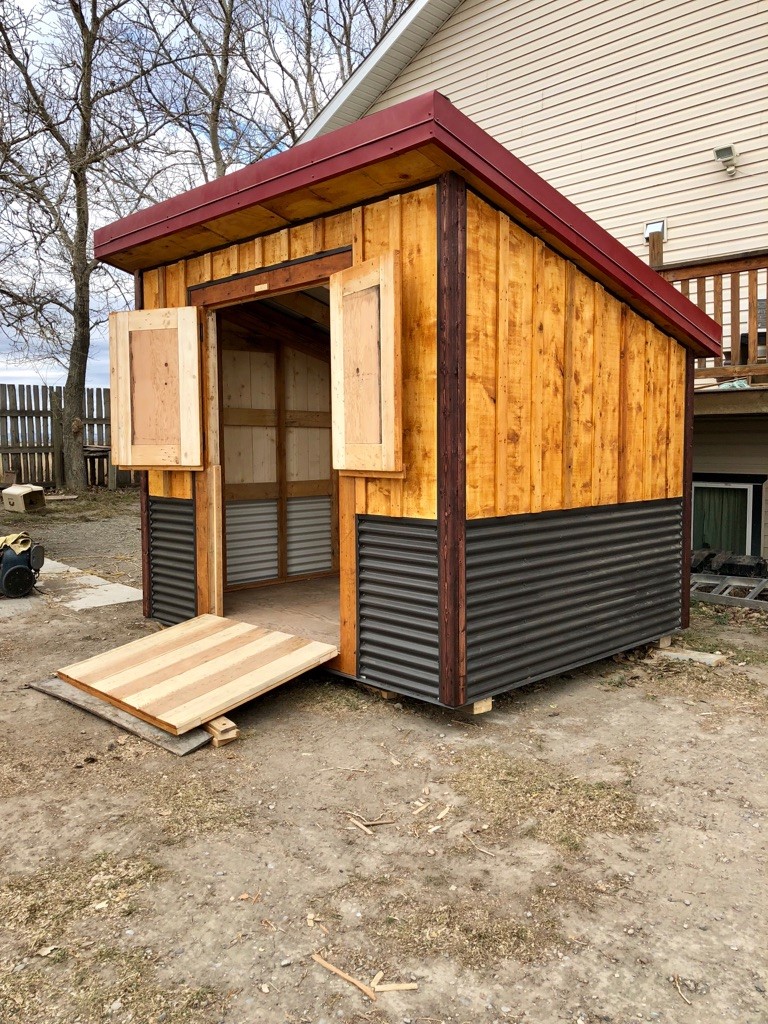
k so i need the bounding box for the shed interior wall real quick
[465,192,688,519]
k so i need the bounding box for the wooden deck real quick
[225,576,340,648]
[58,614,338,734]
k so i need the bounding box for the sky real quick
[0,333,110,389]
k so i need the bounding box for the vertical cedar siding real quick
[142,188,439,519]
[464,191,687,520]
[437,172,467,707]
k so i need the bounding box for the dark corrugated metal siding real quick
[148,497,196,625]
[465,499,683,702]
[357,516,441,702]
[287,496,333,575]
[225,500,279,585]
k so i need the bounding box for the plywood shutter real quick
[109,307,202,469]
[330,252,402,472]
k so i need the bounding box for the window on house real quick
[692,476,764,554]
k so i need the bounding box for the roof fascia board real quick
[299,0,462,142]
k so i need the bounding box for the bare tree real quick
[0,0,412,491]
[0,0,172,489]
[145,0,412,182]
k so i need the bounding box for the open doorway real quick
[217,288,339,646]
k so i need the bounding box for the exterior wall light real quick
[714,144,738,176]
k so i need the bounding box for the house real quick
[301,0,768,559]
[87,93,718,715]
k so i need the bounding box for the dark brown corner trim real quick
[681,350,694,629]
[134,270,152,619]
[437,172,467,707]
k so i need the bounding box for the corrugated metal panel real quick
[225,500,278,585]
[148,497,196,626]
[367,0,768,264]
[287,496,333,576]
[465,499,683,702]
[357,516,441,702]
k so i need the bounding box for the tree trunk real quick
[62,368,87,492]
[63,166,91,493]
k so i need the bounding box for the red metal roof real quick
[95,91,720,357]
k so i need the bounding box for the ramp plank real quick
[58,615,337,735]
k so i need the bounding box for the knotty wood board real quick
[464,192,688,519]
[58,614,337,735]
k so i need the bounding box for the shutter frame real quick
[330,251,402,473]
[109,306,203,469]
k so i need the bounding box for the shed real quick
[89,91,720,714]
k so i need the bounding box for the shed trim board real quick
[436,172,467,706]
[95,92,719,358]
[682,350,695,627]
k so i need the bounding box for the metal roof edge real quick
[299,0,462,143]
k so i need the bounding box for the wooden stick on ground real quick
[311,953,376,1001]
[348,816,374,835]
[462,831,495,858]
[672,975,693,1006]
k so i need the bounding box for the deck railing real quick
[660,252,768,381]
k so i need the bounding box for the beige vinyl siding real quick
[694,416,768,555]
[368,0,768,265]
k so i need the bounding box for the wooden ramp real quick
[58,614,338,735]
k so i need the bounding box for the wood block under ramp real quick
[57,614,338,735]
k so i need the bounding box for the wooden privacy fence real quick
[0,383,135,488]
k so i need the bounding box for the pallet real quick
[691,573,768,610]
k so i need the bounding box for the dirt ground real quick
[1,492,766,1024]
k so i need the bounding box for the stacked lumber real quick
[203,715,240,747]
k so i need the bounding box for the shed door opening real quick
[218,292,337,613]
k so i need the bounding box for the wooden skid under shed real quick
[58,614,337,735]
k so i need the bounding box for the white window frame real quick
[692,480,753,553]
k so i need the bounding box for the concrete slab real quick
[64,581,142,611]
[41,558,81,576]
[1,557,142,614]
[0,594,39,620]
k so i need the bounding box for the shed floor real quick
[224,575,340,647]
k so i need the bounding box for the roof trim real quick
[94,92,720,358]
[299,0,462,142]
